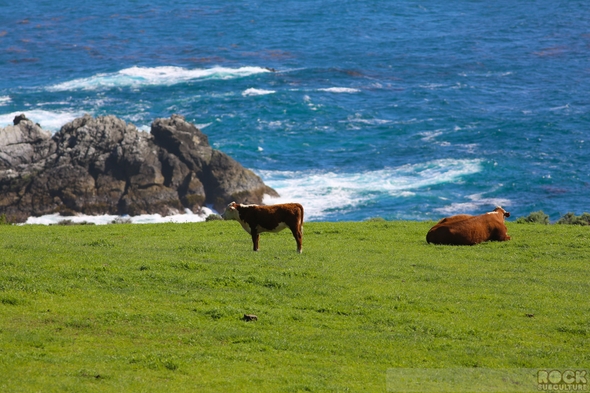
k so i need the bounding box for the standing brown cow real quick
[426,207,511,245]
[222,202,304,253]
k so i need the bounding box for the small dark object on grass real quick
[243,314,258,322]
[205,214,223,222]
[525,313,535,318]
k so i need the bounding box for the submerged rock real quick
[0,114,278,222]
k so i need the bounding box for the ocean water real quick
[1,1,589,222]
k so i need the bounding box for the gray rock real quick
[204,149,279,213]
[0,114,278,222]
[0,115,54,170]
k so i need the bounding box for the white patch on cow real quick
[221,208,252,233]
[221,207,240,221]
[486,211,499,215]
[239,220,252,234]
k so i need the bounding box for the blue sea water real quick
[1,1,589,221]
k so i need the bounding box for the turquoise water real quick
[1,1,588,221]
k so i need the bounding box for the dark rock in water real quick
[0,114,279,222]
[13,114,29,126]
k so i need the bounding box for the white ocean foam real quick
[318,87,361,93]
[242,88,276,97]
[267,121,282,127]
[457,143,479,153]
[347,117,392,125]
[420,83,448,90]
[23,207,216,226]
[195,122,212,129]
[434,195,511,216]
[260,159,483,220]
[0,109,85,131]
[303,94,321,111]
[549,104,570,112]
[0,96,11,105]
[459,71,513,78]
[419,130,443,141]
[47,66,272,91]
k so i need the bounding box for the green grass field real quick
[0,221,588,392]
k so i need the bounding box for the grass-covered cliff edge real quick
[1,221,588,392]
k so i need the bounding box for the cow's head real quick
[493,206,510,218]
[221,201,240,221]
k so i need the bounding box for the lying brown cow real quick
[426,207,511,245]
[221,202,304,253]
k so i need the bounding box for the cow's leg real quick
[492,227,511,242]
[290,225,303,253]
[251,230,260,251]
[497,229,511,241]
[501,225,511,241]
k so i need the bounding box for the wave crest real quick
[242,88,276,97]
[260,159,483,220]
[47,66,272,91]
[0,110,84,131]
[318,87,360,93]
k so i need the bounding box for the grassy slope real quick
[0,221,588,392]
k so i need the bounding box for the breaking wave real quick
[318,87,361,93]
[0,109,85,131]
[242,88,276,96]
[23,207,216,226]
[260,159,483,220]
[47,66,272,91]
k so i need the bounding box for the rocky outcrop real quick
[0,114,278,222]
